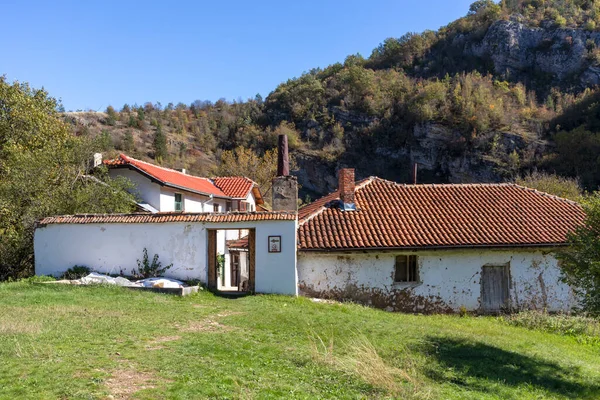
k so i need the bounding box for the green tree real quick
[153,125,168,162]
[123,130,135,152]
[0,77,135,280]
[558,193,600,315]
[106,105,117,126]
[98,129,112,151]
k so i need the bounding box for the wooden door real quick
[248,229,255,293]
[230,252,240,287]
[481,264,510,313]
[207,230,217,290]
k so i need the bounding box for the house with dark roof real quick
[296,169,584,313]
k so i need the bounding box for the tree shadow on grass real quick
[421,336,600,399]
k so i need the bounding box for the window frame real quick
[213,203,220,213]
[174,192,184,212]
[394,255,419,284]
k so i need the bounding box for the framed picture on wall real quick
[268,236,281,253]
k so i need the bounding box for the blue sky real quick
[1,0,474,111]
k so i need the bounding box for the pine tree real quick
[123,130,134,152]
[153,125,167,161]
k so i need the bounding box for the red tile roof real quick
[104,154,227,198]
[212,177,255,199]
[298,178,585,250]
[39,212,296,225]
[227,236,249,249]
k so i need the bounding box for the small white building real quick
[103,154,266,290]
[104,154,264,214]
[296,169,585,313]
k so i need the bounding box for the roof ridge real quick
[372,177,517,188]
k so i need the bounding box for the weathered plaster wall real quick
[297,249,577,313]
[35,219,298,295]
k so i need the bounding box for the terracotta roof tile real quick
[212,177,255,199]
[39,212,296,225]
[104,154,227,198]
[298,178,585,250]
[227,236,249,249]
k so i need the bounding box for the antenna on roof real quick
[413,163,418,185]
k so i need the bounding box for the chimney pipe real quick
[339,168,355,204]
[413,163,418,184]
[277,134,289,176]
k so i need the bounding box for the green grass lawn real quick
[1,281,599,400]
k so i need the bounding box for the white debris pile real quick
[76,273,184,288]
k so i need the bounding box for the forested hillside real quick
[68,0,600,198]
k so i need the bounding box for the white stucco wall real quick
[34,219,298,295]
[159,188,214,213]
[109,169,161,210]
[297,249,577,312]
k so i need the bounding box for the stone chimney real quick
[271,134,298,212]
[339,168,355,205]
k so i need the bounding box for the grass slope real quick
[0,281,599,399]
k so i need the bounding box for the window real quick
[394,255,418,283]
[225,201,232,212]
[213,204,220,212]
[239,201,247,211]
[174,193,183,212]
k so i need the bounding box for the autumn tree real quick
[217,147,280,205]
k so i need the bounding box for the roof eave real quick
[110,164,230,199]
[298,243,568,252]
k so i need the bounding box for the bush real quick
[60,265,91,280]
[133,248,172,278]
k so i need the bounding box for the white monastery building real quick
[34,138,585,313]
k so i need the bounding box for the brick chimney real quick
[272,134,298,212]
[339,168,355,204]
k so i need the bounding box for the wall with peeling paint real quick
[34,219,298,295]
[297,249,577,313]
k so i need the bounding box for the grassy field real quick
[0,280,599,399]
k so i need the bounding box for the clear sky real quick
[1,0,474,111]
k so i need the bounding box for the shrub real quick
[133,248,173,278]
[60,265,91,280]
[502,311,600,344]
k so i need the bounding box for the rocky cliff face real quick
[468,16,600,89]
[294,122,548,198]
